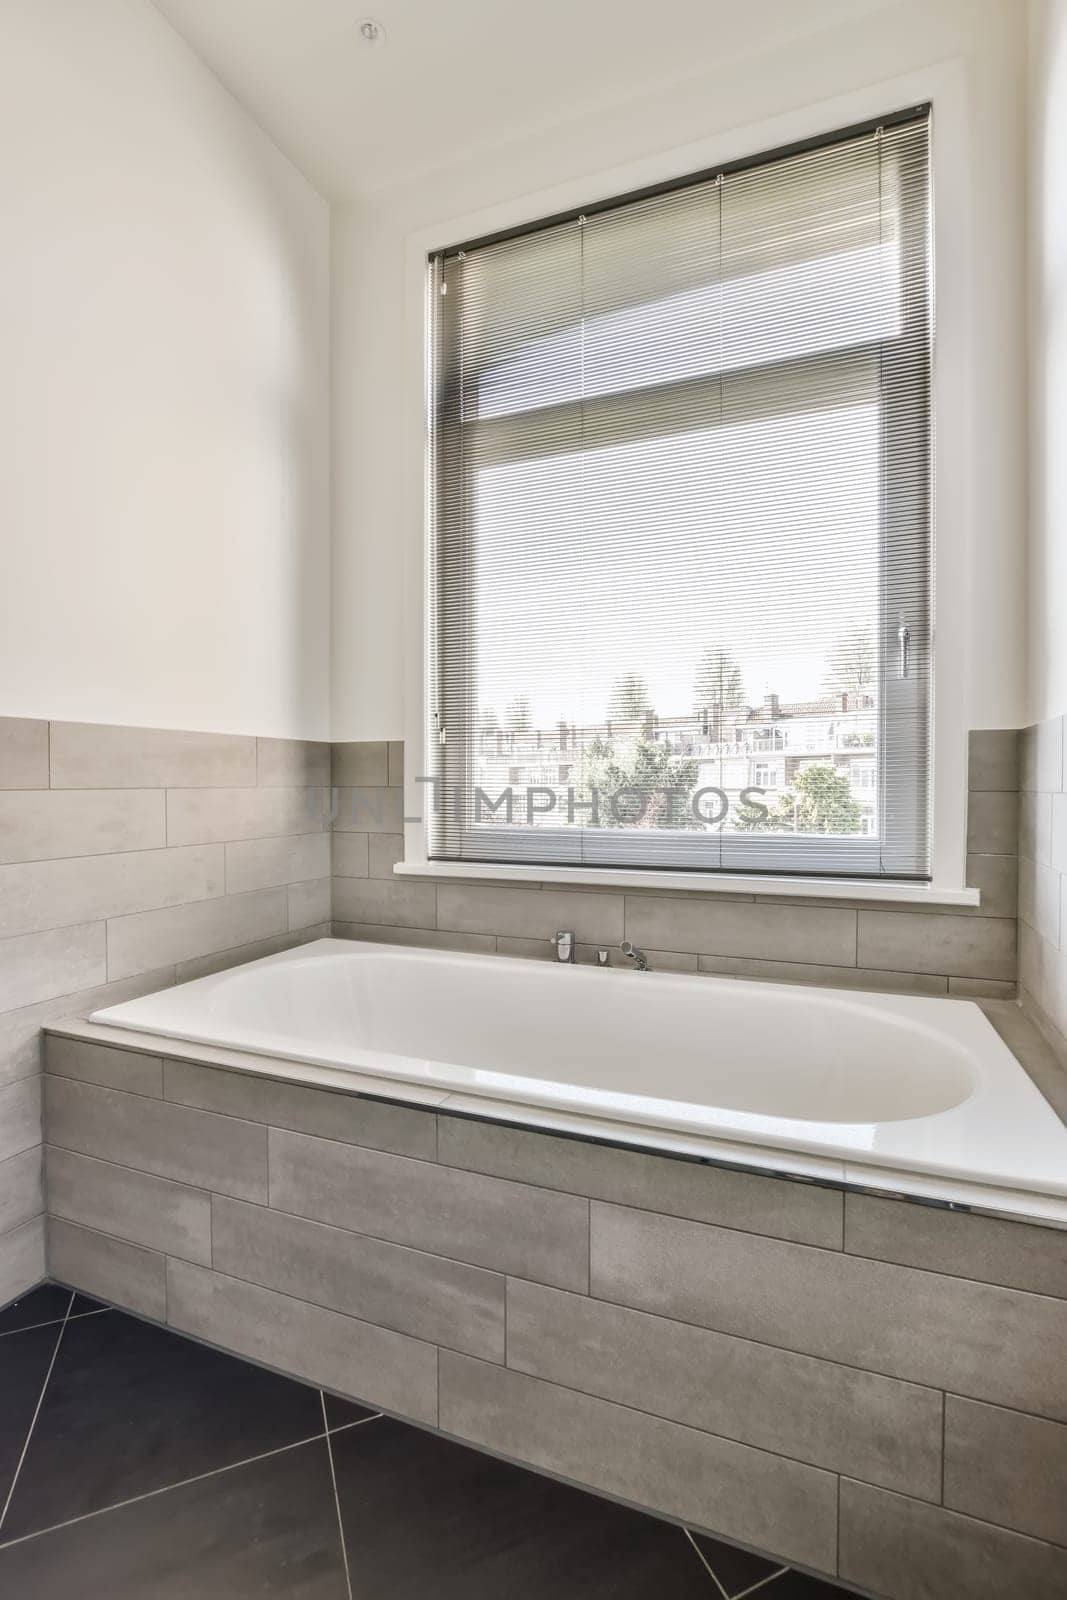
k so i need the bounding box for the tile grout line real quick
[731,1565,790,1599]
[0,1305,108,1340]
[0,1290,75,1534]
[320,1391,353,1600]
[683,1528,731,1598]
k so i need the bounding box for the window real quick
[428,109,932,880]
[752,763,782,790]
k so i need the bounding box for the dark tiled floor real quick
[0,1284,862,1599]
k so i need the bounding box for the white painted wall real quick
[0,0,331,738]
[1027,0,1067,726]
[331,0,1028,743]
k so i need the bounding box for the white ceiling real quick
[151,0,903,202]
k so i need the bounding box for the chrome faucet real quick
[620,940,649,971]
[554,929,575,963]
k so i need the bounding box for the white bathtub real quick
[92,937,1067,1222]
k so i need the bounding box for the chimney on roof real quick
[764,693,780,718]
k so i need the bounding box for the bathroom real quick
[0,0,1064,1594]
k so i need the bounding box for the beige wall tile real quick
[174,927,326,983]
[331,833,369,878]
[288,877,331,930]
[225,832,330,894]
[213,1196,505,1361]
[45,1035,163,1097]
[590,1203,1066,1418]
[1021,717,1065,794]
[45,1075,268,1201]
[856,910,1016,979]
[949,977,1018,998]
[0,1077,41,1165]
[625,896,857,965]
[106,887,288,979]
[46,1146,211,1265]
[964,852,1019,919]
[438,884,623,943]
[331,786,403,834]
[436,1115,842,1248]
[1020,790,1053,863]
[1051,792,1067,872]
[368,833,404,879]
[269,1127,588,1290]
[333,743,388,786]
[0,1146,42,1235]
[50,722,256,788]
[507,1279,941,1499]
[167,1258,438,1425]
[256,738,331,787]
[696,954,947,994]
[163,1059,436,1160]
[0,844,224,940]
[966,791,1020,855]
[0,922,106,1012]
[968,730,1019,792]
[844,1193,1067,1298]
[387,742,404,788]
[439,1353,838,1575]
[1018,857,1061,944]
[49,1217,164,1319]
[0,967,176,1091]
[333,923,495,953]
[166,787,328,846]
[333,877,436,928]
[944,1397,1067,1546]
[0,789,164,865]
[0,719,49,789]
[0,1214,45,1306]
[839,1479,1066,1600]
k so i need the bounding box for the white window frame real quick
[396,64,976,907]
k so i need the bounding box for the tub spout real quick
[620,940,649,972]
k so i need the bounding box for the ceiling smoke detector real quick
[358,18,386,46]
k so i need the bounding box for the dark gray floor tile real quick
[332,1416,714,1598]
[0,1285,72,1335]
[0,1439,348,1598]
[764,1571,863,1597]
[689,1529,784,1595]
[2,1310,324,1539]
[323,1392,377,1430]
[0,1323,63,1513]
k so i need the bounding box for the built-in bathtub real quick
[91,937,1067,1223]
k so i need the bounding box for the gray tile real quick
[438,1352,838,1575]
[269,1128,588,1290]
[46,1146,211,1264]
[696,954,948,994]
[174,926,326,983]
[256,738,331,787]
[1018,857,1060,943]
[45,1034,163,1096]
[166,787,329,847]
[0,844,225,940]
[948,976,1018,998]
[0,1214,45,1307]
[167,1258,438,1424]
[856,910,1016,979]
[0,789,164,864]
[944,1396,1067,1545]
[437,884,624,943]
[0,922,107,1011]
[288,878,332,930]
[332,923,495,953]
[968,729,1019,792]
[331,833,369,878]
[1021,790,1054,864]
[44,1076,267,1201]
[49,722,257,788]
[387,741,404,788]
[0,967,176,1091]
[49,1217,165,1318]
[368,833,405,879]
[844,1192,1067,1298]
[164,1059,436,1159]
[839,1478,1067,1600]
[966,790,1020,855]
[225,833,330,894]
[0,719,49,789]
[331,787,403,834]
[964,852,1019,919]
[106,887,289,980]
[1018,924,1067,1042]
[436,1116,841,1248]
[1052,792,1067,872]
[332,877,436,928]
[213,1195,504,1360]
[589,1203,1067,1417]
[0,1077,42,1164]
[1021,717,1065,795]
[508,1279,941,1498]
[625,896,857,965]
[332,743,389,787]
[0,1146,42,1235]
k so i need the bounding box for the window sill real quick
[393,858,981,907]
